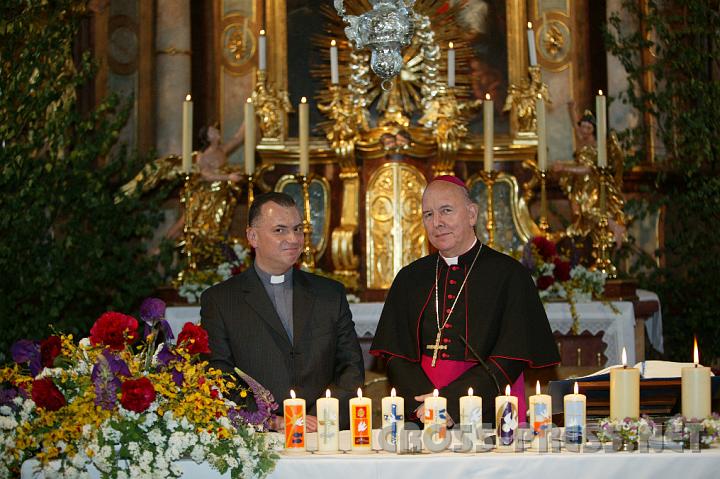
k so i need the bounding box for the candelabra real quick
[478,170,500,249]
[593,167,618,279]
[296,173,316,271]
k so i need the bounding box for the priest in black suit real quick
[371,176,559,426]
[201,192,364,431]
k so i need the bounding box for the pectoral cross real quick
[426,330,447,367]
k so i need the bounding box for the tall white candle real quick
[182,94,193,173]
[381,387,404,452]
[527,22,538,66]
[349,388,372,451]
[483,93,494,172]
[609,348,640,420]
[447,42,456,88]
[682,337,712,420]
[596,90,607,167]
[330,40,339,85]
[564,382,586,448]
[283,389,306,451]
[536,94,547,170]
[424,389,448,448]
[529,380,552,451]
[316,389,339,452]
[258,29,267,71]
[459,387,482,450]
[244,98,255,175]
[495,384,518,452]
[299,97,309,176]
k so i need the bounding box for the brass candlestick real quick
[296,173,316,271]
[478,170,500,248]
[243,174,255,208]
[178,173,196,282]
[538,169,550,237]
[592,167,617,278]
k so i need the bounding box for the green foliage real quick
[606,1,720,361]
[0,1,171,361]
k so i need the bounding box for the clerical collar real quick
[254,263,293,285]
[440,238,479,266]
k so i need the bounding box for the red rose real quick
[536,275,555,291]
[31,378,66,411]
[531,236,557,261]
[40,335,62,368]
[120,377,156,413]
[177,322,210,355]
[90,312,139,351]
[553,258,572,282]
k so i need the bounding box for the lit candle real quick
[563,382,586,448]
[596,90,607,167]
[283,389,306,451]
[316,389,339,452]
[299,97,309,176]
[447,42,456,88]
[349,388,372,452]
[682,337,711,420]
[459,387,482,450]
[330,40,339,85]
[495,384,518,452]
[182,94,193,173]
[527,22,538,66]
[424,389,448,448]
[483,93,493,172]
[529,380,552,451]
[609,347,640,420]
[536,93,547,170]
[244,98,255,175]
[381,387,404,452]
[258,29,267,71]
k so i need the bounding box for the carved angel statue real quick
[251,81,293,139]
[317,87,367,149]
[419,86,482,144]
[503,66,550,133]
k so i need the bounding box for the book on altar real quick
[580,360,715,379]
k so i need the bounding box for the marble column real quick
[155,0,192,157]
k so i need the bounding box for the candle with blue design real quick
[529,380,552,451]
[381,387,404,452]
[424,388,448,448]
[564,382,586,449]
[460,387,483,450]
[316,389,339,452]
[495,384,518,452]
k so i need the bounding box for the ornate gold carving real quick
[504,66,551,140]
[222,19,255,68]
[538,19,571,65]
[252,70,293,141]
[366,163,427,289]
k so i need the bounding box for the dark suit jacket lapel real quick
[292,270,316,347]
[240,269,291,346]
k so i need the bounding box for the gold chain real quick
[434,244,483,333]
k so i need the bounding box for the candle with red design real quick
[350,388,372,451]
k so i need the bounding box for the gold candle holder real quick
[538,169,550,237]
[296,173,316,271]
[242,174,255,208]
[592,167,618,279]
[177,173,196,282]
[478,170,500,248]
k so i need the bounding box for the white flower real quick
[190,444,206,463]
[148,428,165,446]
[0,406,11,415]
[0,416,18,430]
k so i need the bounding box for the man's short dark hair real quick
[248,192,297,227]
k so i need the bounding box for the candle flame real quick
[357,388,362,398]
[301,97,307,104]
[694,336,699,365]
[527,21,533,29]
[536,380,541,395]
[246,98,252,104]
[325,389,331,398]
[485,93,491,100]
[449,41,454,49]
[468,387,473,396]
[598,89,604,96]
[574,382,579,395]
[185,94,191,101]
[290,389,296,399]
[433,388,439,397]
[505,384,511,396]
[331,39,336,47]
[537,93,542,99]
[621,347,627,366]
[391,387,396,397]
[260,29,266,36]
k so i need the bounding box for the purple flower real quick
[91,349,130,410]
[0,385,27,409]
[229,369,279,429]
[11,339,42,377]
[156,345,179,367]
[139,298,166,323]
[171,369,184,388]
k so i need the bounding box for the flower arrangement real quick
[665,414,720,449]
[597,416,657,449]
[179,242,252,304]
[0,299,279,479]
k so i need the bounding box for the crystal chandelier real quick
[334,0,417,89]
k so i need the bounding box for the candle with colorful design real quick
[381,387,404,452]
[424,388,447,447]
[350,388,372,451]
[564,381,586,448]
[682,337,711,420]
[609,347,640,420]
[529,380,552,451]
[495,384,518,451]
[283,389,305,451]
[459,387,482,450]
[316,389,339,452]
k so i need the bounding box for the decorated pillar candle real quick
[447,42,456,88]
[299,97,309,176]
[483,93,493,172]
[529,380,552,451]
[244,98,255,175]
[424,389,448,447]
[349,388,372,451]
[258,29,267,71]
[536,94,547,170]
[609,347,640,420]
[495,384,518,452]
[182,94,193,173]
[527,22,537,66]
[330,40,339,84]
[283,389,306,451]
[596,90,607,167]
[381,387,404,451]
[459,387,482,450]
[682,337,711,420]
[316,389,339,452]
[563,382,586,448]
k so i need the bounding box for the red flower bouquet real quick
[119,376,156,413]
[89,312,138,350]
[177,322,211,355]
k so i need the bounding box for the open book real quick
[580,360,715,379]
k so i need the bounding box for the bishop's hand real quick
[413,392,455,427]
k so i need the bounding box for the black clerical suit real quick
[371,241,560,425]
[201,267,365,429]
